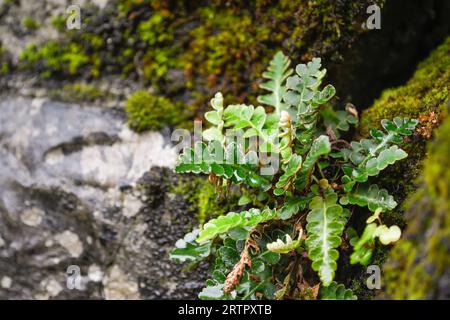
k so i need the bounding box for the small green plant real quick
[125,90,182,132]
[21,16,40,31]
[170,52,418,299]
[19,41,90,77]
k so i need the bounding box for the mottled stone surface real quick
[0,96,205,299]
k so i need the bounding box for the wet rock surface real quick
[0,96,206,299]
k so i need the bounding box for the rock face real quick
[0,96,205,299]
[357,37,450,300]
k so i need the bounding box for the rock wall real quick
[358,37,450,299]
[0,97,205,299]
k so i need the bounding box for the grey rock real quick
[0,96,205,299]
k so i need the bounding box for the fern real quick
[341,117,418,191]
[175,141,272,191]
[170,229,211,262]
[171,51,416,299]
[305,193,348,286]
[320,281,357,300]
[295,135,331,189]
[203,92,225,143]
[283,58,336,149]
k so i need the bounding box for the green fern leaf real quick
[257,51,293,115]
[274,154,302,195]
[203,92,225,142]
[170,229,212,262]
[305,193,347,286]
[283,58,335,148]
[320,281,357,300]
[340,183,397,212]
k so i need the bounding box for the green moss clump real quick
[19,41,93,78]
[382,116,450,299]
[51,15,67,32]
[170,176,240,225]
[125,90,183,132]
[137,10,180,80]
[360,37,450,136]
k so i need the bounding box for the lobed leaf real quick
[341,117,418,190]
[278,195,312,220]
[340,183,397,212]
[283,58,334,148]
[257,51,293,114]
[305,193,348,286]
[296,135,331,188]
[320,281,357,300]
[170,229,212,262]
[196,208,277,243]
[274,154,302,195]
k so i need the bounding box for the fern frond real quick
[305,193,347,286]
[175,141,272,191]
[296,135,331,189]
[196,208,277,243]
[320,281,357,300]
[170,229,212,262]
[257,51,293,115]
[283,58,335,148]
[340,183,397,212]
[203,92,225,143]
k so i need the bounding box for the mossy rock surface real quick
[360,36,450,136]
[351,37,450,299]
[381,116,450,299]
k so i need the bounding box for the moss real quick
[48,83,107,103]
[137,10,180,80]
[18,0,380,116]
[21,16,40,31]
[125,90,184,132]
[382,117,450,299]
[170,176,240,225]
[19,41,93,78]
[360,37,450,136]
